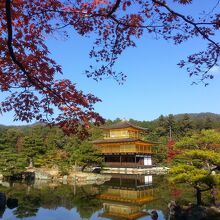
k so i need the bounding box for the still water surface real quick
[0,174,218,220]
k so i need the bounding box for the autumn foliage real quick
[167,139,180,162]
[0,0,219,135]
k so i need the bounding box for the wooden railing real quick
[101,145,152,154]
[105,162,150,168]
[103,131,141,139]
[104,134,141,139]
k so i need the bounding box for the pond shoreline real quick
[27,167,112,186]
[101,166,169,174]
[168,201,220,220]
[0,166,169,185]
[0,168,112,186]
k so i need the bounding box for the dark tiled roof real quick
[92,138,157,145]
[101,121,149,132]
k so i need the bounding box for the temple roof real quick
[99,209,148,220]
[98,194,156,205]
[92,138,157,145]
[101,121,149,132]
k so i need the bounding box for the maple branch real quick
[5,0,77,108]
[103,24,120,79]
[5,0,41,89]
[108,14,164,29]
[91,12,165,30]
[107,0,121,17]
[194,22,220,26]
[206,0,220,15]
[52,17,81,31]
[152,0,220,50]
[53,23,72,30]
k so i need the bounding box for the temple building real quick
[93,121,157,168]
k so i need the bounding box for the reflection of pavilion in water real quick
[98,174,157,220]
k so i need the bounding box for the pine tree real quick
[170,130,220,205]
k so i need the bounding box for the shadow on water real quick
[0,174,219,220]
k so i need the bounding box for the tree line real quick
[0,112,220,208]
[0,125,102,177]
[0,113,220,178]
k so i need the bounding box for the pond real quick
[0,174,219,220]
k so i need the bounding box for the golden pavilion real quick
[93,121,157,168]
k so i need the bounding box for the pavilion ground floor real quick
[103,154,152,168]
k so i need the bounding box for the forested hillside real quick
[0,125,103,177]
[106,112,220,139]
[0,112,220,176]
[172,112,220,121]
[106,113,220,165]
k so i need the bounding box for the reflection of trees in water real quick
[13,197,39,218]
[73,187,102,219]
[150,176,220,220]
[143,175,196,220]
[0,183,103,219]
[2,185,41,218]
[0,192,19,219]
[0,176,218,220]
[40,185,102,219]
[0,193,6,218]
[7,198,18,209]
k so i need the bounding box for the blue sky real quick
[0,0,220,125]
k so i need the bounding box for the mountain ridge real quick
[0,112,220,127]
[162,112,220,122]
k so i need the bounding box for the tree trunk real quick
[196,188,202,206]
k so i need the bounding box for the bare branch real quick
[206,0,220,15]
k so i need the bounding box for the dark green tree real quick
[170,130,220,205]
[156,115,167,137]
[0,130,27,177]
[70,141,103,171]
[5,128,24,150]
[22,136,46,167]
[204,116,214,130]
[178,114,193,136]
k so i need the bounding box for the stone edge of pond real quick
[0,166,169,186]
[33,168,113,186]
